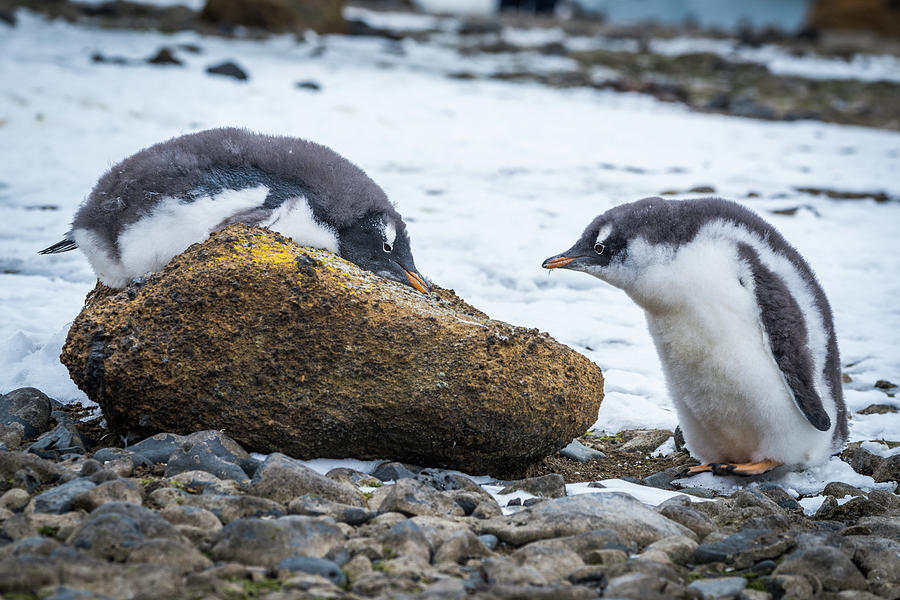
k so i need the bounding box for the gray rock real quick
[206,60,249,81]
[433,529,493,565]
[644,535,698,565]
[688,576,746,598]
[372,462,418,482]
[211,515,345,567]
[27,424,87,459]
[164,440,248,482]
[822,482,867,498]
[0,422,24,448]
[867,489,900,510]
[407,515,470,550]
[643,469,680,490]
[841,446,883,476]
[604,572,690,599]
[479,533,499,550]
[840,535,900,596]
[67,502,185,562]
[819,496,889,521]
[42,586,114,600]
[481,556,548,586]
[560,439,606,463]
[92,447,152,470]
[70,478,142,512]
[249,452,362,505]
[277,555,346,586]
[0,488,30,512]
[125,537,211,572]
[516,528,632,560]
[160,504,222,547]
[326,467,382,487]
[759,485,803,512]
[479,493,694,548]
[498,473,566,498]
[512,544,585,582]
[442,489,497,516]
[761,574,819,599]
[378,519,431,563]
[126,432,185,464]
[872,454,900,483]
[657,504,718,540]
[0,387,52,440]
[288,494,376,525]
[34,478,96,514]
[179,493,285,524]
[843,515,900,538]
[619,429,672,454]
[694,529,794,569]
[773,545,867,592]
[379,478,464,517]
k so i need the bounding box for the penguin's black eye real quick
[594,243,606,255]
[383,242,393,253]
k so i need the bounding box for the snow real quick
[1,10,899,501]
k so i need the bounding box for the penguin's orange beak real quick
[542,256,574,269]
[405,269,430,293]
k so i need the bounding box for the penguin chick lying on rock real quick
[41,127,429,293]
[543,197,848,476]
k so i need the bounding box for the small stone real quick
[858,404,898,414]
[512,544,585,582]
[342,554,372,582]
[160,504,222,547]
[326,467,381,488]
[822,482,866,498]
[288,494,376,526]
[644,535,698,565]
[759,485,803,512]
[379,478,464,517]
[164,440,248,482]
[499,473,566,499]
[433,529,493,565]
[843,515,900,538]
[28,424,87,460]
[605,572,686,598]
[377,519,431,563]
[560,439,606,463]
[688,576,747,598]
[762,574,818,599]
[478,533,499,551]
[657,504,718,540]
[840,446,883,476]
[211,516,345,567]
[277,555,346,586]
[773,545,866,592]
[33,478,96,514]
[146,47,182,66]
[126,537,211,572]
[643,468,682,490]
[0,388,52,440]
[481,557,548,586]
[874,379,897,390]
[179,493,285,524]
[0,423,24,448]
[872,454,900,482]
[92,448,152,470]
[472,498,503,519]
[372,462,418,482]
[126,433,185,464]
[0,488,30,511]
[250,452,362,505]
[206,60,248,81]
[71,478,142,512]
[694,529,794,569]
[66,502,186,562]
[295,80,322,91]
[680,487,717,499]
[619,429,672,454]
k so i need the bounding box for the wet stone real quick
[0,387,52,440]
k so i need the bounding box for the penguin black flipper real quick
[39,238,77,254]
[738,243,831,431]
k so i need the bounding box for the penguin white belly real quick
[636,241,833,467]
[73,186,269,287]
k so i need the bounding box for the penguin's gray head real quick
[337,211,429,293]
[542,197,676,291]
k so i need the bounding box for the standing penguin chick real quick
[40,128,429,293]
[543,197,847,475]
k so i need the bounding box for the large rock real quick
[61,225,603,474]
[201,0,346,34]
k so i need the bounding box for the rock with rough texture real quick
[28,424,87,459]
[163,430,249,482]
[872,454,900,483]
[0,388,52,440]
[61,226,603,475]
[694,529,795,569]
[378,478,464,517]
[201,0,346,34]
[560,439,605,462]
[773,545,867,592]
[34,478,96,514]
[210,515,345,567]
[250,453,362,505]
[498,473,567,498]
[479,493,694,548]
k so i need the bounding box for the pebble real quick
[559,439,606,463]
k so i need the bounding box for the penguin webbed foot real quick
[681,459,782,477]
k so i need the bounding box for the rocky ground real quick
[2,387,899,600]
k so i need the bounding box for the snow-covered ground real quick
[1,10,898,496]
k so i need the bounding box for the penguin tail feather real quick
[39,239,78,254]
